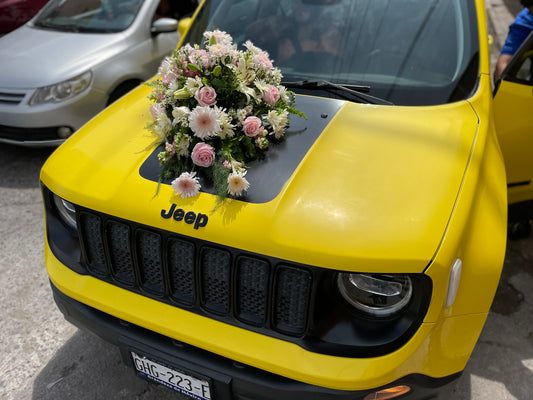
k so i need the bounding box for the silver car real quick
[0,0,194,146]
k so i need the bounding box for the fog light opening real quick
[363,385,411,400]
[57,126,73,139]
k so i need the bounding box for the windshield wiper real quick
[34,20,81,32]
[282,80,393,105]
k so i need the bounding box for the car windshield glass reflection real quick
[33,0,144,33]
[184,0,479,106]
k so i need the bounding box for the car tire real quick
[508,220,531,241]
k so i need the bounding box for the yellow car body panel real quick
[494,79,533,204]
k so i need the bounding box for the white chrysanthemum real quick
[176,134,191,156]
[227,171,250,197]
[153,113,172,140]
[254,79,268,93]
[171,171,201,199]
[266,68,283,83]
[188,106,221,139]
[172,106,190,124]
[243,40,264,55]
[185,76,203,94]
[218,110,235,139]
[208,43,230,58]
[267,110,289,139]
[204,30,233,46]
[158,57,173,76]
[167,80,180,96]
[278,86,290,104]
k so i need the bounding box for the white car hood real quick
[0,25,128,89]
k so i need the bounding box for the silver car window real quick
[33,0,145,33]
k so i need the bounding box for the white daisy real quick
[171,171,201,199]
[188,106,221,139]
[227,171,250,197]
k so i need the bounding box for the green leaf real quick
[213,159,230,200]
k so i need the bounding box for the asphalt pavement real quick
[1,2,533,400]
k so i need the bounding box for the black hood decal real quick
[139,95,344,203]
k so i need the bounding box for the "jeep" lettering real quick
[160,204,208,229]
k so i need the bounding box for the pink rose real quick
[195,86,217,106]
[242,116,262,137]
[191,142,215,167]
[263,85,280,106]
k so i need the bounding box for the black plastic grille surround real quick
[78,210,312,337]
[43,184,433,358]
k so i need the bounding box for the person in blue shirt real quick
[494,0,533,82]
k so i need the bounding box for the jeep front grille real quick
[78,210,312,336]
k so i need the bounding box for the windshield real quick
[185,0,480,106]
[33,0,145,33]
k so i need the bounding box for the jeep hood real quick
[41,87,479,273]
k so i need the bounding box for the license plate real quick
[131,351,212,400]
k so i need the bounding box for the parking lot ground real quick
[2,2,533,398]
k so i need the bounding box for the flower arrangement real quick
[147,30,304,201]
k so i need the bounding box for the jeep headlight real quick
[52,194,77,230]
[338,273,413,317]
[30,71,92,105]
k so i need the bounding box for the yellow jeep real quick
[40,0,533,399]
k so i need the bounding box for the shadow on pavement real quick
[31,330,186,400]
[0,144,54,189]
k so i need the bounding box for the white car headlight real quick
[338,273,413,317]
[52,194,77,230]
[29,71,92,105]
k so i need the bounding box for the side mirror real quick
[151,17,179,35]
[178,17,192,37]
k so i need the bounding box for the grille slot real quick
[80,212,107,276]
[0,91,25,105]
[136,229,164,295]
[107,221,135,285]
[78,211,313,337]
[168,238,195,305]
[274,267,311,335]
[200,247,231,315]
[236,256,269,326]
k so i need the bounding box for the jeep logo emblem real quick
[161,204,208,229]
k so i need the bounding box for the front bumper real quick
[51,282,461,400]
[0,86,106,145]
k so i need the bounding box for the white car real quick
[0,0,196,146]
